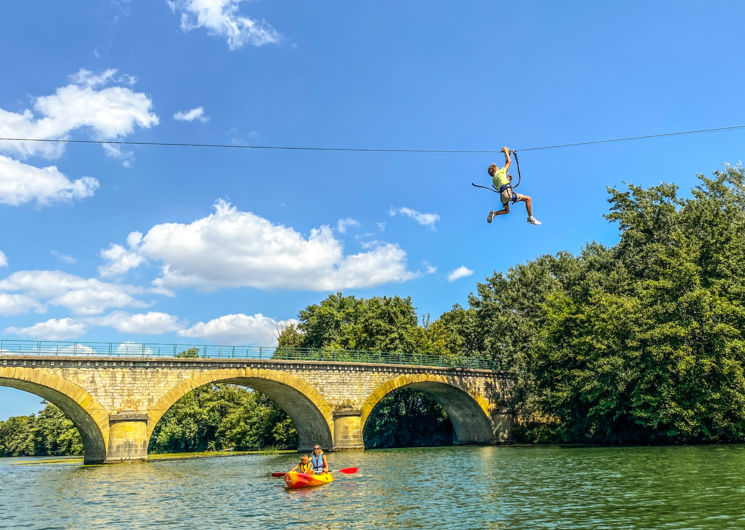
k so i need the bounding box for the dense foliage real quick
[465,167,745,443]
[147,346,297,452]
[149,384,296,453]
[0,402,83,457]
[4,167,745,453]
[362,389,452,449]
[277,293,467,358]
[277,293,457,448]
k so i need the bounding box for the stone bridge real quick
[0,355,512,464]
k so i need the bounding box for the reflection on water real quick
[1,445,745,528]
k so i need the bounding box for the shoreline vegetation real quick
[8,441,745,466]
[11,449,297,466]
[3,168,745,456]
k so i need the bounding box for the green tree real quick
[0,402,83,457]
[281,292,455,447]
[0,415,35,456]
[363,389,452,448]
[294,293,424,352]
[176,347,200,358]
[30,403,83,455]
[502,167,745,443]
[148,384,297,453]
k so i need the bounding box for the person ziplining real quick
[5,125,745,230]
[483,147,541,225]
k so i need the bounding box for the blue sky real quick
[1,0,744,418]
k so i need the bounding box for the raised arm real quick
[502,146,512,171]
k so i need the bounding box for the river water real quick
[1,445,744,528]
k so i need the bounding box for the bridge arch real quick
[360,374,495,445]
[0,367,109,464]
[148,368,334,452]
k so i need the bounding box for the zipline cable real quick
[0,137,495,154]
[0,124,744,154]
[514,124,745,152]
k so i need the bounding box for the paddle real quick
[271,467,358,477]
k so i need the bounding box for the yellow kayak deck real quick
[284,471,334,489]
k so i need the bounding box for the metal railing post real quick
[0,339,490,371]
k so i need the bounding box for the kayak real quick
[284,471,334,489]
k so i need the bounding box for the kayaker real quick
[311,444,329,474]
[289,455,312,474]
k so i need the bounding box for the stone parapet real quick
[0,354,512,464]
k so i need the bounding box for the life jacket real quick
[311,453,326,474]
[298,460,312,473]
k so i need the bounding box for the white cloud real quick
[0,293,45,315]
[336,217,360,234]
[93,311,182,334]
[447,265,474,282]
[0,270,155,315]
[174,106,209,122]
[50,250,77,265]
[69,68,136,88]
[168,0,280,49]
[100,200,418,291]
[59,343,97,355]
[389,207,440,229]
[0,154,99,206]
[99,231,147,278]
[101,143,134,167]
[116,342,154,356]
[0,68,158,160]
[179,313,297,345]
[5,318,86,340]
[0,250,6,267]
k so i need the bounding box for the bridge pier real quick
[0,354,512,464]
[332,409,364,451]
[491,410,514,443]
[105,412,149,463]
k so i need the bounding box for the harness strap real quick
[498,184,518,205]
[472,182,499,193]
[472,149,523,196]
[511,150,522,189]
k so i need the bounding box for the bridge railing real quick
[0,339,495,370]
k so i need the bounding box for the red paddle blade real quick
[338,467,358,474]
[271,472,286,477]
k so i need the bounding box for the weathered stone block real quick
[0,356,512,463]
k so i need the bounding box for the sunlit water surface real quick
[1,445,745,528]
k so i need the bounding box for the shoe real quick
[487,211,496,224]
[527,216,542,225]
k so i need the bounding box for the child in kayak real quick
[487,147,541,225]
[311,444,329,474]
[290,454,312,474]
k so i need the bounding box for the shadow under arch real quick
[361,375,495,445]
[0,368,109,464]
[148,369,334,452]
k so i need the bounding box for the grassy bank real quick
[12,448,296,466]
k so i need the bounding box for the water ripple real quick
[1,445,745,528]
